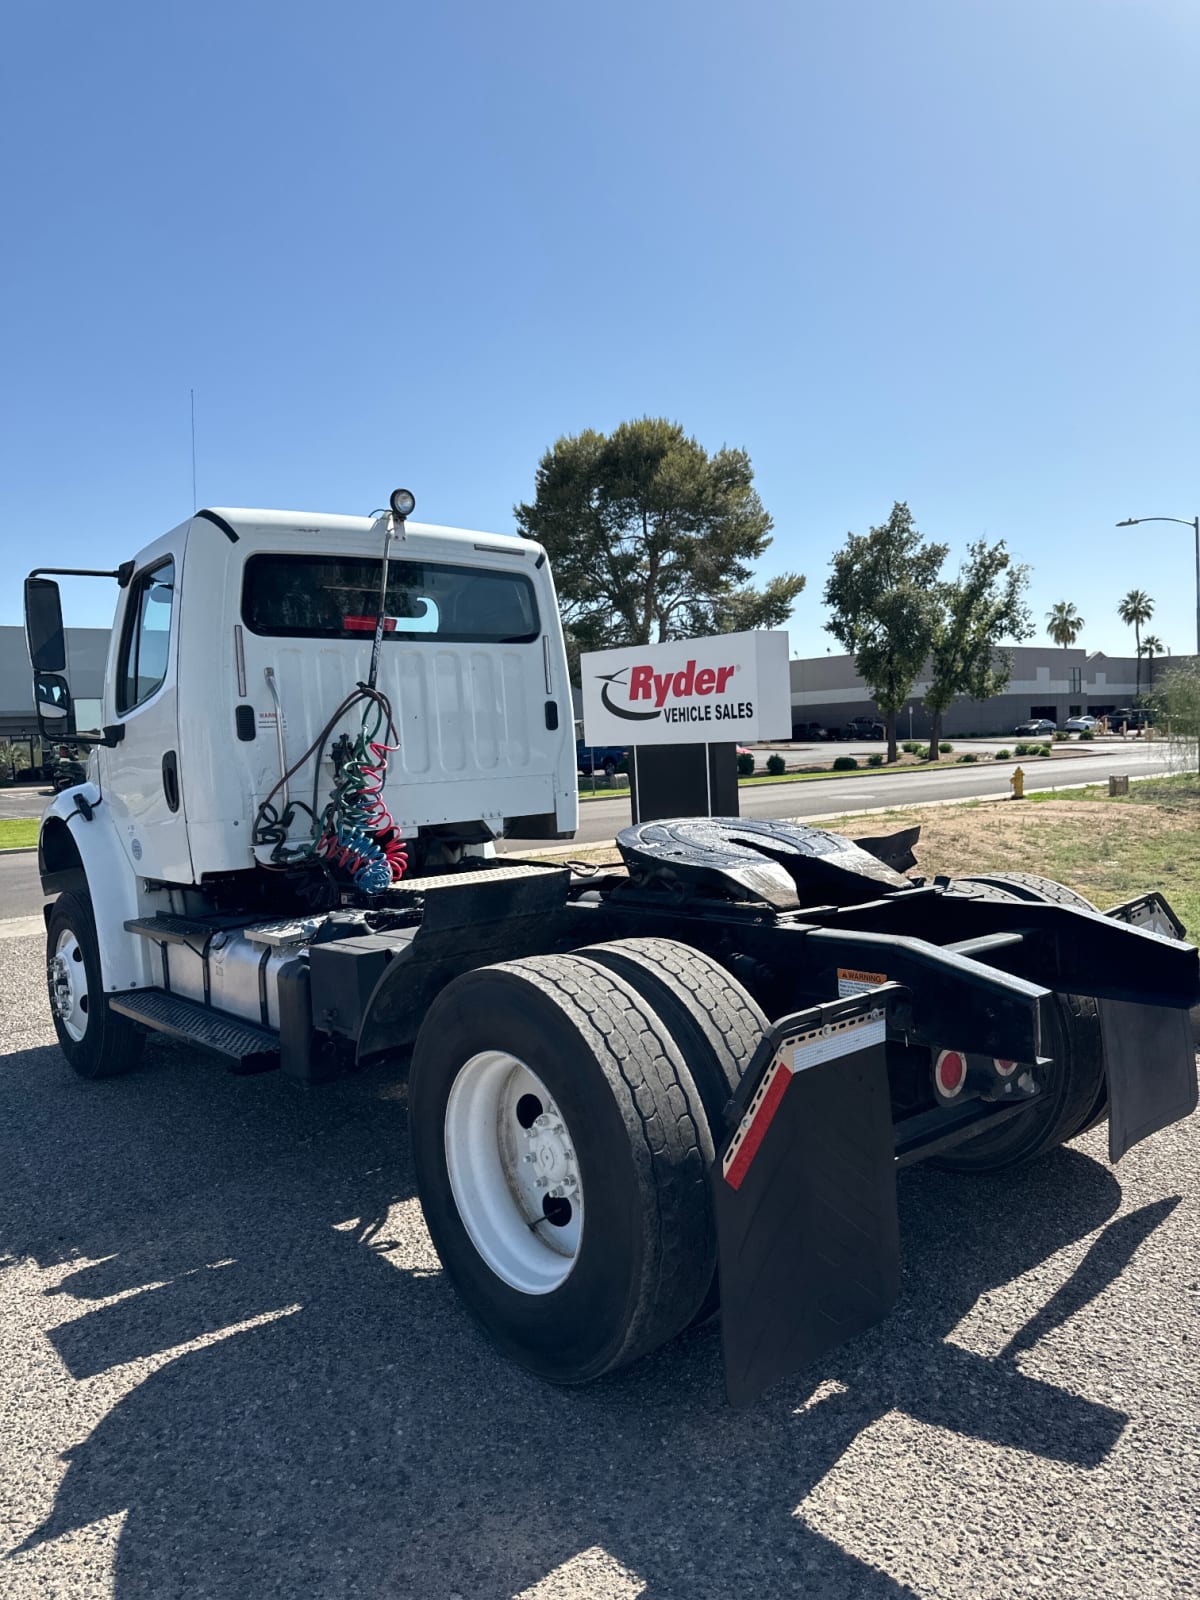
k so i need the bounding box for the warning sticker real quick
[837,966,888,998]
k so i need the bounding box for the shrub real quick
[1053,730,1069,742]
[1039,744,1053,757]
[832,755,858,771]
[765,753,786,776]
[1079,728,1094,741]
[939,742,953,754]
[957,753,978,763]
[867,753,884,767]
[995,748,1011,760]
[901,740,919,754]
[1013,742,1030,756]
[736,752,755,776]
[912,745,930,760]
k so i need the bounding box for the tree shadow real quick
[0,1027,1179,1599]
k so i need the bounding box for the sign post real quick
[580,631,792,824]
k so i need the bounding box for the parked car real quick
[1064,715,1096,732]
[576,741,627,777]
[791,721,829,742]
[840,717,886,740]
[1014,719,1057,736]
[1110,707,1154,730]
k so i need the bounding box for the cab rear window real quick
[241,554,540,643]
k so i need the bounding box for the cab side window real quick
[117,559,175,714]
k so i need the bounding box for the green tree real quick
[922,541,1033,760]
[1117,589,1155,698]
[1046,600,1085,648]
[823,502,948,763]
[1148,662,1200,776]
[1140,634,1165,689]
[514,419,805,678]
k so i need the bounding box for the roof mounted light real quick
[390,488,416,519]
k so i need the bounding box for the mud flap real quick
[1098,999,1199,1163]
[713,994,901,1406]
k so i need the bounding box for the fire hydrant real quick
[1011,765,1025,800]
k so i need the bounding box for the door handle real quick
[162,750,180,813]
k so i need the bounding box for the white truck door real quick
[99,554,194,883]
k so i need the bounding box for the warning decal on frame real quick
[837,967,888,998]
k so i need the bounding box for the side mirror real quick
[25,577,66,673]
[34,672,75,739]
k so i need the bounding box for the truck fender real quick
[39,785,157,994]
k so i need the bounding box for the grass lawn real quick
[0,819,39,850]
[543,773,1200,941]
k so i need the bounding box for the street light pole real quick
[1116,515,1200,773]
[1116,515,1200,657]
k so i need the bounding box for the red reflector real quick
[993,1057,1017,1077]
[343,615,397,633]
[935,1049,965,1096]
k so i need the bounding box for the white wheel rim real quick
[49,929,89,1042]
[444,1052,583,1294]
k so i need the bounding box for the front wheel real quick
[47,892,145,1079]
[408,954,716,1383]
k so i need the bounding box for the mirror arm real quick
[28,566,123,580]
[67,725,124,749]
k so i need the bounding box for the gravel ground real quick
[1,929,1198,1599]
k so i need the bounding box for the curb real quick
[0,846,37,856]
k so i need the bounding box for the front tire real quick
[409,954,716,1383]
[46,892,145,1079]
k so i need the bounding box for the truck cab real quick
[27,498,576,998]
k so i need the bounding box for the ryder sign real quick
[581,631,791,747]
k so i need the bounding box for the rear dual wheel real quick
[932,872,1106,1172]
[408,942,766,1383]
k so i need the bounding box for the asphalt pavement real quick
[1,926,1198,1597]
[528,743,1175,850]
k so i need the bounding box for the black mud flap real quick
[713,993,901,1407]
[1098,998,1199,1163]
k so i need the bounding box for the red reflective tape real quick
[724,1063,793,1191]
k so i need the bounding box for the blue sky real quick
[2,0,1197,658]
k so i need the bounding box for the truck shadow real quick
[1,1034,1179,1599]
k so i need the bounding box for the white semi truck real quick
[23,490,1200,1403]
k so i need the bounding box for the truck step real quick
[124,913,248,947]
[108,989,280,1074]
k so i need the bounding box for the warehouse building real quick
[789,646,1166,738]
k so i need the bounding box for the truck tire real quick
[575,938,768,1125]
[408,953,716,1383]
[951,870,1096,912]
[46,892,145,1080]
[934,873,1106,1168]
[575,938,770,1321]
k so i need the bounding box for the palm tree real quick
[1140,634,1164,689]
[1118,590,1155,698]
[1046,600,1084,648]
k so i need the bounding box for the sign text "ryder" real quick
[629,661,736,708]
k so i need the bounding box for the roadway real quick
[0,745,1173,923]
[510,743,1174,851]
